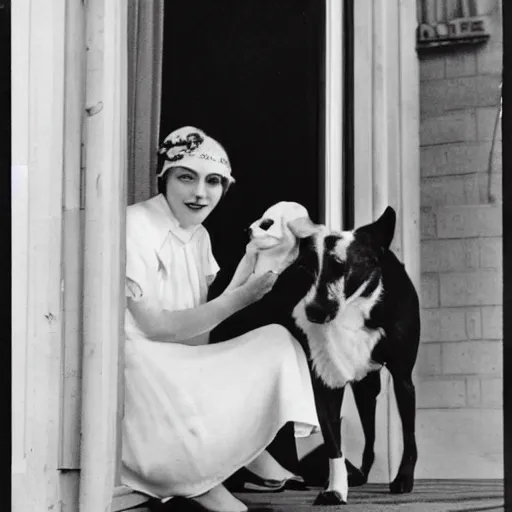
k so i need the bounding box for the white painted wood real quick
[351,0,420,484]
[79,0,128,510]
[387,0,421,484]
[350,0,393,485]
[60,471,80,512]
[11,164,28,476]
[12,0,68,510]
[371,0,390,224]
[384,0,402,260]
[353,0,373,227]
[11,0,30,478]
[325,0,344,231]
[60,0,86,470]
[399,0,421,297]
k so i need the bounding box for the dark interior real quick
[160,0,326,283]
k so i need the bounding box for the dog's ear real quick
[288,216,322,239]
[356,206,396,250]
[344,267,381,301]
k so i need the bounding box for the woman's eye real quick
[207,176,223,186]
[178,174,194,182]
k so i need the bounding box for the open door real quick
[160,0,326,281]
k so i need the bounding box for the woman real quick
[122,126,319,512]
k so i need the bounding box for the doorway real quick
[160,0,327,277]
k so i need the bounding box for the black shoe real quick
[149,496,222,512]
[226,467,307,493]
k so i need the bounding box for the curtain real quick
[127,0,164,205]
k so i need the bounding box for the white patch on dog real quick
[247,201,310,276]
[328,456,348,501]
[333,231,354,261]
[292,232,384,389]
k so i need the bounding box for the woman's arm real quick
[128,270,277,344]
[223,248,258,292]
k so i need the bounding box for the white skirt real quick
[121,324,320,499]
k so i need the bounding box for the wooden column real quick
[325,0,344,231]
[79,0,128,510]
[352,0,420,484]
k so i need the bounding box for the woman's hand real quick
[224,248,258,291]
[228,270,279,308]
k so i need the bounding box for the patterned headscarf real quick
[157,126,234,184]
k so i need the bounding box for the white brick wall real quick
[439,269,502,307]
[421,239,480,272]
[437,204,502,238]
[421,141,501,176]
[414,0,502,479]
[420,76,501,119]
[445,50,476,78]
[420,109,477,146]
[442,341,502,375]
[482,305,503,338]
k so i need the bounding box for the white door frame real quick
[350,0,420,483]
[78,1,129,511]
[75,1,419,508]
[325,0,344,232]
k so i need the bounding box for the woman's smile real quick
[185,202,208,210]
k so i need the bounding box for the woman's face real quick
[164,166,224,228]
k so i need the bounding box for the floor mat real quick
[237,479,504,511]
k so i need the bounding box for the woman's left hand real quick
[225,249,258,291]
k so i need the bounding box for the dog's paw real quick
[347,467,367,487]
[313,490,346,506]
[346,459,367,487]
[389,473,414,494]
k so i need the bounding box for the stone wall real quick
[415,0,503,479]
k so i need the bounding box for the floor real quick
[234,480,505,512]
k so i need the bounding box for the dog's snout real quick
[305,301,333,324]
[259,219,274,231]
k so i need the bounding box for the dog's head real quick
[247,201,320,275]
[291,206,396,324]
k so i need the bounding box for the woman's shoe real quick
[225,467,308,493]
[149,496,237,512]
[282,474,308,491]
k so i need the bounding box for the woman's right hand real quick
[229,270,279,308]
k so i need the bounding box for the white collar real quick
[143,194,203,247]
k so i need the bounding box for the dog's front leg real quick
[348,370,382,486]
[311,379,347,505]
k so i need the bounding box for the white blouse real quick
[125,194,220,345]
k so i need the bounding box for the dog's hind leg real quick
[311,381,348,506]
[387,369,418,494]
[348,370,381,486]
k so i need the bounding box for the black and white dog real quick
[210,202,420,505]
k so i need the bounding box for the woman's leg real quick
[245,448,296,481]
[192,484,248,512]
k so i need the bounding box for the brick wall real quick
[416,0,503,478]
